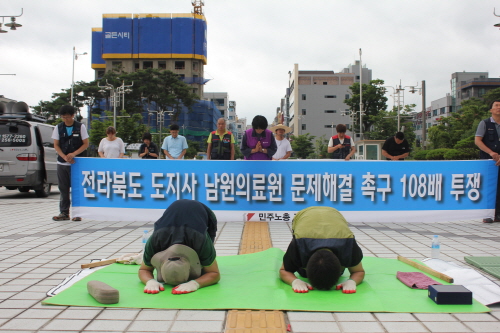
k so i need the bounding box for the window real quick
[97,70,105,79]
[324,110,337,113]
[143,61,153,69]
[325,95,336,98]
[158,61,166,69]
[345,94,350,99]
[325,125,333,128]
[36,124,54,148]
[175,61,185,69]
[356,75,360,80]
[302,94,306,100]
[193,61,199,71]
[134,62,140,71]
[433,109,438,116]
[112,61,122,69]
[440,107,445,115]
[302,124,306,130]
[192,88,198,94]
[214,98,225,106]
[323,82,327,85]
[178,74,185,79]
[301,109,306,115]
[237,124,241,128]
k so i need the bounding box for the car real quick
[0,101,58,197]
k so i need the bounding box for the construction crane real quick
[192,0,204,15]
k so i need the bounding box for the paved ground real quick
[1,187,500,333]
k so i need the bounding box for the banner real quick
[71,159,498,223]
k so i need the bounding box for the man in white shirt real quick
[51,105,89,221]
[270,124,293,160]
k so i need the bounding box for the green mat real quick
[43,248,489,313]
[464,256,500,279]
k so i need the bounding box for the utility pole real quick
[421,80,426,149]
[359,48,363,140]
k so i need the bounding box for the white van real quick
[0,101,58,197]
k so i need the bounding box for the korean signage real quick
[71,159,497,223]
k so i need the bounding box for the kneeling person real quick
[139,199,220,294]
[280,206,365,293]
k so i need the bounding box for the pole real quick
[159,112,163,148]
[113,89,117,129]
[359,48,363,140]
[71,46,75,106]
[421,80,426,149]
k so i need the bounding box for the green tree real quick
[311,135,329,159]
[344,79,388,135]
[185,140,201,159]
[482,87,500,107]
[428,98,488,149]
[290,133,315,159]
[33,68,199,124]
[89,111,148,148]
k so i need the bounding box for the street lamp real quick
[98,80,134,129]
[0,8,23,34]
[408,81,427,149]
[71,46,88,107]
[148,109,174,147]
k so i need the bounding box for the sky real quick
[1,0,500,123]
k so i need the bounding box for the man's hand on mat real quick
[336,279,356,294]
[292,279,313,293]
[144,279,164,294]
[172,280,200,294]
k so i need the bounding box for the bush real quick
[444,149,467,160]
[425,148,450,160]
[413,150,428,160]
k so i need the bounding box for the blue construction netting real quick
[88,99,222,144]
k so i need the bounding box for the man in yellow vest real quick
[279,207,365,293]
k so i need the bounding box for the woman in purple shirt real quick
[240,115,277,160]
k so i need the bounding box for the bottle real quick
[142,230,149,250]
[431,235,440,259]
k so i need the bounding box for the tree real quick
[344,79,388,136]
[311,135,329,159]
[33,68,199,124]
[290,133,315,159]
[362,103,416,152]
[89,111,148,148]
[428,98,488,149]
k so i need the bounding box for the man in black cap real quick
[139,199,220,294]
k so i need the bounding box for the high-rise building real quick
[91,13,208,96]
[284,62,372,140]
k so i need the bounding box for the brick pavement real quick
[1,187,500,332]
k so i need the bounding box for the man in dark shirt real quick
[139,200,219,294]
[382,132,410,160]
[280,207,365,294]
[138,132,159,159]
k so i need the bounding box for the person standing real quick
[207,118,235,160]
[328,124,356,161]
[98,126,125,158]
[139,132,159,159]
[475,100,500,222]
[270,124,293,160]
[162,124,188,159]
[51,105,89,221]
[382,132,410,160]
[241,115,277,160]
